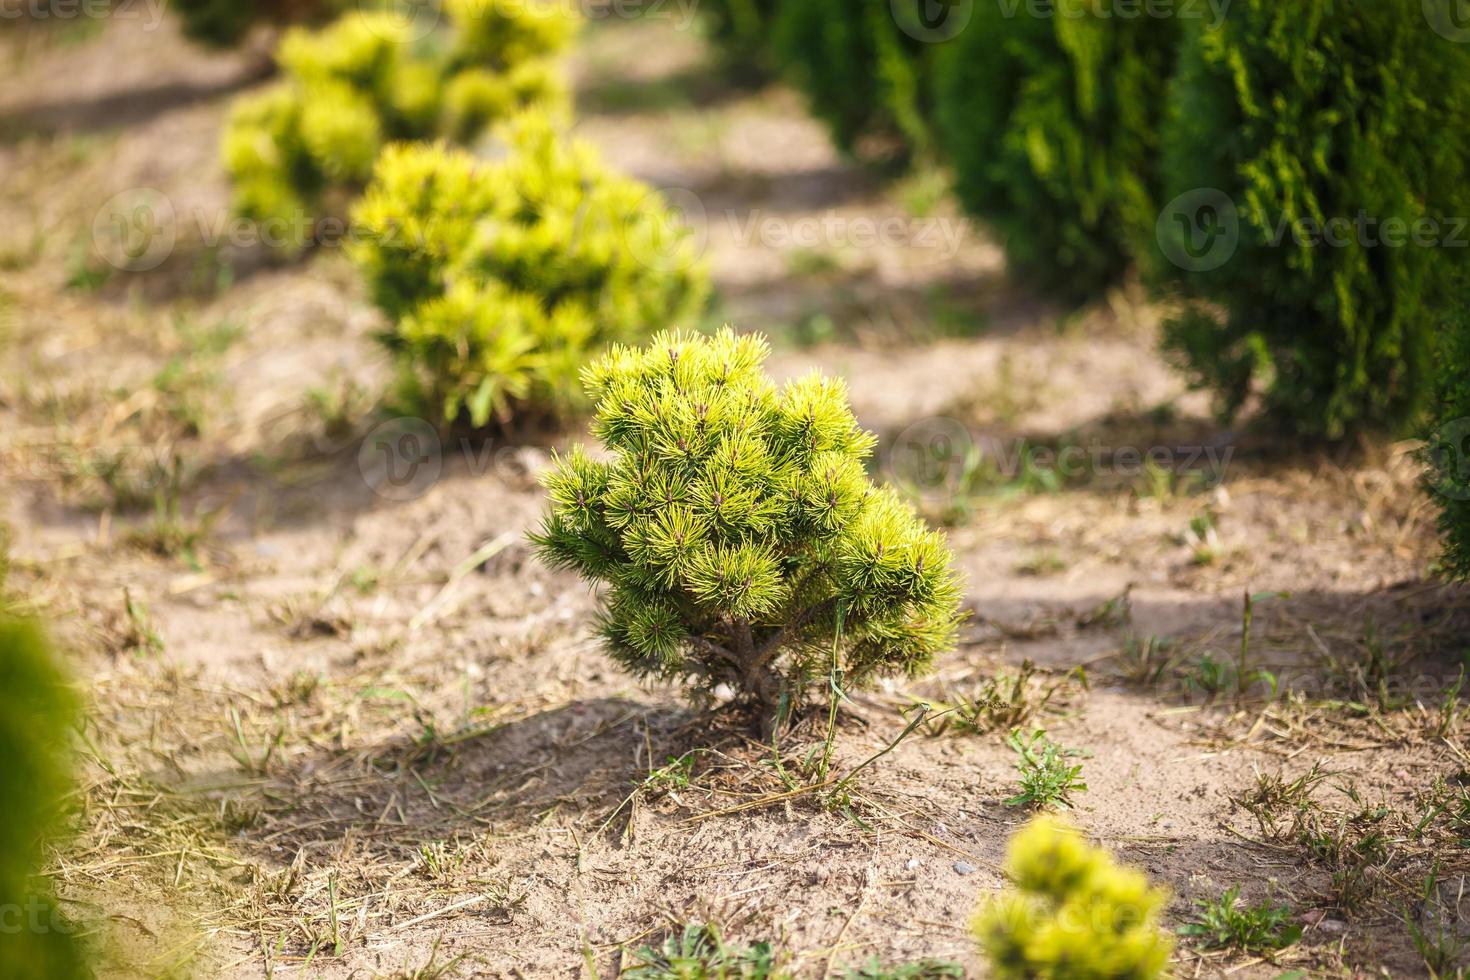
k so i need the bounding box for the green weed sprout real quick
[1005,730,1087,810]
[222,1,574,248]
[976,816,1173,980]
[530,328,964,732]
[0,619,86,980]
[1179,886,1300,953]
[350,115,709,427]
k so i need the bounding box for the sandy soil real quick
[2,10,1469,979]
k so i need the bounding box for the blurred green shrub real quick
[349,114,709,427]
[0,618,85,980]
[222,1,575,249]
[530,328,964,731]
[1431,295,1470,581]
[976,815,1172,979]
[170,0,341,48]
[771,0,937,163]
[933,0,1177,298]
[695,0,781,66]
[1155,0,1470,437]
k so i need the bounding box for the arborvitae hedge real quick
[1432,297,1470,581]
[171,0,340,48]
[349,115,709,427]
[530,328,964,731]
[0,618,85,980]
[695,0,781,65]
[771,0,936,163]
[222,1,573,248]
[1156,0,1470,437]
[976,816,1172,979]
[932,0,1177,298]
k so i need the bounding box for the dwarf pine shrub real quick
[1156,0,1470,437]
[222,1,574,248]
[976,816,1172,979]
[530,328,964,730]
[0,619,86,980]
[350,115,709,426]
[932,0,1177,298]
[771,0,937,163]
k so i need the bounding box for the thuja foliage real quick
[170,0,339,48]
[1431,296,1470,581]
[695,0,781,66]
[976,816,1173,979]
[932,0,1177,298]
[0,619,85,980]
[1156,0,1470,437]
[530,328,964,729]
[349,116,709,426]
[771,0,937,163]
[222,0,574,246]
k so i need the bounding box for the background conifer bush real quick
[976,816,1172,979]
[932,0,1177,298]
[0,618,85,980]
[1155,0,1470,437]
[1431,296,1470,581]
[349,117,709,427]
[221,1,575,248]
[530,328,964,730]
[770,0,937,163]
[170,0,341,48]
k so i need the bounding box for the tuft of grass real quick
[1004,729,1087,810]
[1180,886,1301,953]
[1115,633,1177,688]
[922,661,1084,737]
[623,923,776,979]
[1231,761,1336,838]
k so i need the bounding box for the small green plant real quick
[222,0,574,247]
[975,815,1173,979]
[623,923,777,979]
[0,619,87,979]
[1180,886,1302,953]
[530,329,964,733]
[351,117,708,427]
[1004,729,1087,810]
